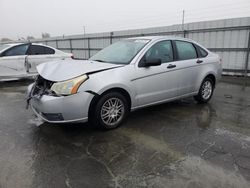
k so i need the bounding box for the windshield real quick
[0,44,10,51]
[90,39,150,64]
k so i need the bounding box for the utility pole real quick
[83,26,86,36]
[245,31,250,78]
[83,26,86,59]
[182,10,185,31]
[182,10,185,37]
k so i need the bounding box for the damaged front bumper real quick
[26,82,94,124]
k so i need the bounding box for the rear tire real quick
[89,92,129,130]
[194,77,214,104]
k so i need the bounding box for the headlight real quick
[51,74,88,95]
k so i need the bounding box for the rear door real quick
[26,44,56,73]
[0,44,29,78]
[173,40,202,96]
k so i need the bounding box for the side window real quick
[3,44,29,56]
[28,45,55,55]
[44,46,55,54]
[196,45,208,58]
[145,40,173,63]
[175,41,197,60]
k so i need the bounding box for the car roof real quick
[2,42,57,50]
[129,36,194,42]
[3,42,49,46]
[2,43,23,47]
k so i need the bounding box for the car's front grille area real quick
[42,112,64,121]
[32,76,56,97]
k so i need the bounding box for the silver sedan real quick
[27,36,222,129]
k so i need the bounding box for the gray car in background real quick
[27,36,222,129]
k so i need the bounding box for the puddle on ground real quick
[215,128,250,143]
[119,127,182,160]
[149,156,250,188]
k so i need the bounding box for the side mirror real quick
[143,58,161,67]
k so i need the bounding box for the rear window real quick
[28,45,55,55]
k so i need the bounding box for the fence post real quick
[55,40,58,49]
[183,30,187,38]
[245,30,250,77]
[69,39,73,53]
[110,32,114,44]
[87,38,90,59]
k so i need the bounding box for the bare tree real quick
[41,32,50,38]
[1,38,12,42]
[27,36,35,40]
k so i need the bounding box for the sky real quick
[0,0,250,40]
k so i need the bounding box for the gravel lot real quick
[0,77,250,188]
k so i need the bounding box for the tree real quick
[1,38,12,42]
[27,36,35,40]
[42,32,50,38]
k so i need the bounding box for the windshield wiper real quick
[91,59,106,63]
[91,59,126,65]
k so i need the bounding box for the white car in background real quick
[0,43,73,80]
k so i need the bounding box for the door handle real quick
[167,64,176,69]
[24,56,31,73]
[196,59,203,64]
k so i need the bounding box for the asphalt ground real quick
[0,76,250,188]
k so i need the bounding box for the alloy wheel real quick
[100,97,125,127]
[201,81,212,100]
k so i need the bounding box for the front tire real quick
[194,77,214,103]
[89,92,129,130]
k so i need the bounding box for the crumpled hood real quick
[37,60,123,82]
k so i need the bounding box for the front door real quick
[132,40,179,107]
[0,44,29,78]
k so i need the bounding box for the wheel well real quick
[205,74,216,86]
[88,88,132,118]
[101,88,131,109]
